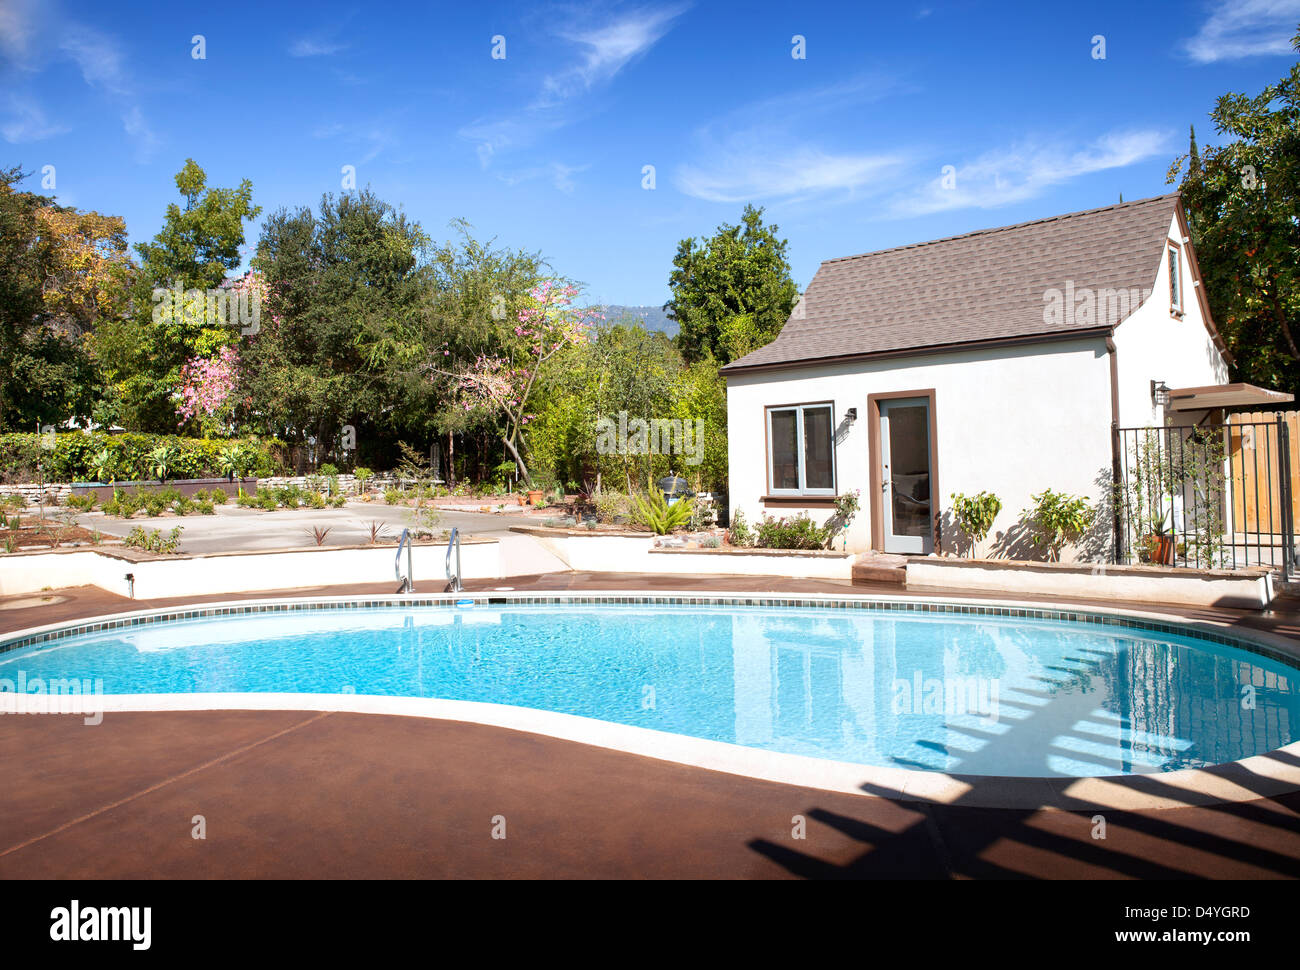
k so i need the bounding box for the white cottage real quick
[722,193,1285,559]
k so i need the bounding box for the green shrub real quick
[308,491,327,509]
[66,493,97,512]
[594,490,631,523]
[0,432,288,485]
[210,488,228,505]
[950,491,1003,558]
[194,488,210,503]
[172,495,194,516]
[384,488,404,506]
[125,525,184,554]
[330,494,347,508]
[116,491,142,517]
[198,500,215,515]
[236,491,258,508]
[1023,489,1093,561]
[258,492,278,511]
[727,508,754,547]
[755,512,830,550]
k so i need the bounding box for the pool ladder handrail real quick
[395,527,414,594]
[446,527,463,593]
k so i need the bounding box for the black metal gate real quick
[1115,415,1296,578]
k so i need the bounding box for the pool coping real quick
[4,588,1300,812]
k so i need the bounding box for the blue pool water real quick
[3,604,1298,777]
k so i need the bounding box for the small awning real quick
[1167,382,1295,411]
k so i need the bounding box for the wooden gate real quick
[1228,411,1300,535]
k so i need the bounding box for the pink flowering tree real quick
[438,279,599,485]
[176,345,240,436]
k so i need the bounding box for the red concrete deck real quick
[3,577,1300,879]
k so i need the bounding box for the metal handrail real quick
[445,527,462,593]
[395,527,414,593]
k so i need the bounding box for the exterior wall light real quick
[1151,380,1171,408]
[846,407,858,422]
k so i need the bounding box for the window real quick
[1168,244,1182,313]
[766,404,835,495]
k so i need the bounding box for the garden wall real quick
[516,529,854,579]
[0,541,502,599]
[905,557,1275,610]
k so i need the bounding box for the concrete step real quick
[852,553,907,586]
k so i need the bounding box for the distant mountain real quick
[599,304,678,336]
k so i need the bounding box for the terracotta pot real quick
[527,490,544,506]
[1147,534,1175,565]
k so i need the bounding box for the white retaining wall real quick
[0,542,502,600]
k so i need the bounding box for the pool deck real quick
[3,574,1300,879]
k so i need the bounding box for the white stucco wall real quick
[725,338,1114,558]
[1112,213,1229,427]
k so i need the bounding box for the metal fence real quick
[1116,416,1295,577]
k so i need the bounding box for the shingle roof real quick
[723,193,1184,372]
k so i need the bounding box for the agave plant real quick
[218,443,253,496]
[148,444,180,483]
[89,448,116,489]
[632,489,695,535]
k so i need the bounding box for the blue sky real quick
[2,0,1298,306]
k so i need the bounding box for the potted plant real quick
[1146,509,1176,566]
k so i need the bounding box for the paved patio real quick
[3,576,1300,879]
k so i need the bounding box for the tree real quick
[92,159,260,431]
[0,167,126,428]
[440,279,598,485]
[1167,29,1300,394]
[666,204,799,365]
[245,189,431,462]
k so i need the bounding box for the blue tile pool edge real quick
[5,590,1299,673]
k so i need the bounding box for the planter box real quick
[511,528,854,579]
[905,556,1276,610]
[72,478,258,501]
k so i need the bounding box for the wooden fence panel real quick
[1228,411,1299,535]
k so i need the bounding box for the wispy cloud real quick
[678,148,904,204]
[1184,0,1300,63]
[0,3,160,161]
[0,0,39,66]
[888,129,1170,217]
[674,75,910,203]
[539,4,689,106]
[313,120,397,164]
[290,37,347,58]
[1,94,68,142]
[495,161,592,194]
[58,24,129,94]
[460,5,688,166]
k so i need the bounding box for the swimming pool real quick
[3,599,1298,778]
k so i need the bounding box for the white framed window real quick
[1168,244,1182,314]
[766,403,836,495]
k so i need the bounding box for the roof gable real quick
[724,193,1185,372]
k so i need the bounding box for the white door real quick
[880,399,933,554]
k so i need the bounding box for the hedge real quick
[0,433,291,484]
